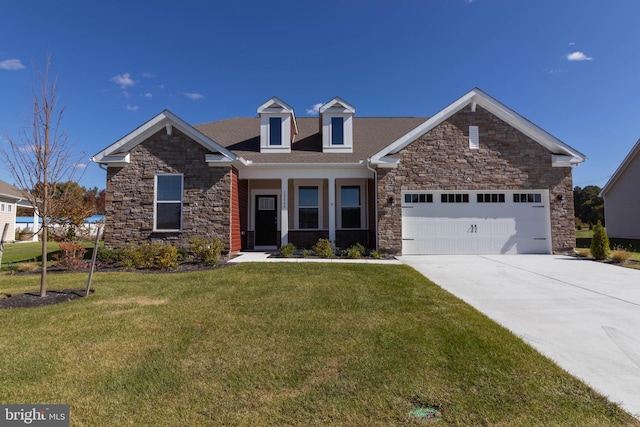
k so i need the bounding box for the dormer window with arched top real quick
[257,97,297,153]
[320,97,354,153]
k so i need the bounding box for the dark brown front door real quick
[255,195,277,246]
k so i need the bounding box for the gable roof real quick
[91,110,237,165]
[371,87,587,165]
[0,179,26,201]
[320,96,355,114]
[194,117,426,164]
[600,138,640,197]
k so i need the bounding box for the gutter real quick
[365,159,378,250]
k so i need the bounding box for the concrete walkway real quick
[398,254,640,419]
[229,251,402,264]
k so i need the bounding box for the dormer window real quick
[331,117,344,145]
[320,97,355,153]
[269,117,282,146]
[257,97,297,153]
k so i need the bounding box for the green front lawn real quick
[0,240,101,272]
[575,229,640,263]
[1,264,636,426]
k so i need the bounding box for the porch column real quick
[280,177,288,245]
[328,177,336,243]
[32,210,39,242]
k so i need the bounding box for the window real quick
[441,193,469,203]
[404,193,433,204]
[469,126,479,149]
[7,204,12,213]
[341,186,361,228]
[331,117,344,145]
[298,186,318,229]
[514,193,542,203]
[0,203,4,212]
[155,174,183,230]
[477,193,505,203]
[269,117,282,146]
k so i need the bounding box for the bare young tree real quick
[1,54,85,297]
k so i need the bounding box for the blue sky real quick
[1,0,639,191]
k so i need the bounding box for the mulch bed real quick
[0,289,90,310]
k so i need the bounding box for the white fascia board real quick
[205,154,234,167]
[369,157,400,168]
[257,97,295,114]
[238,163,372,180]
[551,155,582,167]
[600,138,640,197]
[371,88,587,164]
[91,110,237,164]
[319,96,355,114]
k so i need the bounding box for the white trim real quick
[336,179,366,230]
[293,180,324,230]
[371,88,586,165]
[319,96,355,114]
[154,173,183,232]
[469,126,479,149]
[91,110,236,165]
[249,189,281,231]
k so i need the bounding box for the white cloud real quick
[144,93,153,98]
[75,162,87,169]
[142,72,155,78]
[306,103,323,115]
[125,104,139,111]
[181,92,204,100]
[110,72,135,88]
[568,42,576,46]
[0,59,25,70]
[566,51,593,61]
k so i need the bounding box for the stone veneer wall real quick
[105,128,232,249]
[377,106,575,255]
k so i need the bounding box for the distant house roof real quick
[600,138,640,197]
[0,179,27,201]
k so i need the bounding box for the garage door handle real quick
[402,238,415,241]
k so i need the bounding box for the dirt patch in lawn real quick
[0,289,89,310]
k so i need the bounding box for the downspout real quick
[365,159,378,250]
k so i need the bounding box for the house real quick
[91,88,586,255]
[0,179,35,242]
[600,138,640,238]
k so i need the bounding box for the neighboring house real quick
[91,88,586,255]
[0,179,35,242]
[600,138,640,238]
[15,214,105,238]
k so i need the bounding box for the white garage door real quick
[402,191,551,255]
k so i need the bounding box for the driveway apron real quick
[398,254,640,419]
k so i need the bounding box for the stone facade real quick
[377,106,575,254]
[104,128,232,249]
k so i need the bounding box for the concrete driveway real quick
[398,255,640,419]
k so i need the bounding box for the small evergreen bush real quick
[189,237,225,266]
[279,243,296,258]
[312,238,335,258]
[590,221,610,260]
[345,243,366,259]
[369,250,382,259]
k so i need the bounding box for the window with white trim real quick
[155,174,183,231]
[331,117,344,145]
[0,203,4,212]
[340,186,361,228]
[7,204,12,213]
[269,117,282,146]
[469,126,479,149]
[477,193,505,203]
[298,186,319,229]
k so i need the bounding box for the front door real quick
[255,195,277,246]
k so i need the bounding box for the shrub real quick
[575,248,591,258]
[611,248,631,264]
[301,248,311,258]
[369,250,382,259]
[97,248,123,264]
[152,244,179,270]
[590,221,610,260]
[53,241,87,270]
[345,242,366,259]
[279,243,296,258]
[312,238,335,258]
[575,217,584,231]
[113,242,179,270]
[189,237,225,266]
[16,262,39,273]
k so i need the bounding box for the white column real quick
[328,177,336,243]
[32,209,39,242]
[280,178,288,245]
